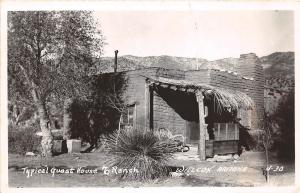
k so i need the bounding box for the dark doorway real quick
[186,121,199,144]
[153,86,199,143]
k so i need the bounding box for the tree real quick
[272,90,295,159]
[262,113,273,183]
[62,73,128,152]
[8,11,105,156]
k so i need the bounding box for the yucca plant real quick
[105,127,177,181]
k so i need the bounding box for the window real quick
[120,105,135,128]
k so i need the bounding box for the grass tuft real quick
[105,127,177,181]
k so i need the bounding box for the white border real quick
[2,1,300,11]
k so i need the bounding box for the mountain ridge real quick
[98,52,294,81]
[98,52,294,115]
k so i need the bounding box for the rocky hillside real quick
[261,52,294,78]
[260,52,294,91]
[98,52,294,84]
[98,55,208,72]
[260,52,294,113]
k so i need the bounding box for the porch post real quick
[145,82,151,130]
[196,90,206,161]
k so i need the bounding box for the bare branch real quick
[17,63,32,88]
[106,93,127,113]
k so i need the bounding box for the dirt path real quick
[8,151,294,187]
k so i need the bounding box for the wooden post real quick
[145,82,152,131]
[114,50,118,72]
[234,124,238,140]
[205,124,209,140]
[204,106,209,140]
[149,86,153,130]
[217,123,220,140]
[225,123,228,140]
[196,90,206,161]
[145,83,149,130]
[133,103,137,130]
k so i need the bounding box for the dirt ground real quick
[8,151,294,187]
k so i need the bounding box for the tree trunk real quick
[32,89,53,157]
[63,98,73,140]
[37,101,53,157]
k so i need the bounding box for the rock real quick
[216,154,232,162]
[25,152,36,156]
[170,172,184,178]
[206,158,215,162]
[209,154,239,162]
[233,154,239,160]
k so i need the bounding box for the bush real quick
[271,91,294,159]
[105,128,177,181]
[153,128,173,141]
[8,122,41,155]
[255,90,295,160]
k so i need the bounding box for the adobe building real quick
[96,53,264,160]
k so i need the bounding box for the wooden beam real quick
[196,91,206,161]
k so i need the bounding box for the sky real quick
[94,10,294,60]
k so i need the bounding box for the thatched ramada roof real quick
[145,76,255,113]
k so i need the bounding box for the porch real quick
[144,76,254,160]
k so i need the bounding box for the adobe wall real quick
[237,54,265,130]
[209,69,244,91]
[155,68,185,80]
[152,90,186,136]
[123,68,187,131]
[151,68,190,135]
[207,54,264,130]
[209,68,264,130]
[185,69,211,84]
[123,68,157,127]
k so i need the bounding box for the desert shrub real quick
[153,127,173,141]
[67,73,128,148]
[8,121,41,154]
[255,90,294,159]
[250,132,265,152]
[105,127,177,181]
[236,125,257,153]
[271,91,294,159]
[67,99,118,148]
